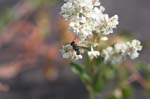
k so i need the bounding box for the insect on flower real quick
[65,40,88,55]
[70,41,80,55]
[70,40,88,55]
[60,40,88,60]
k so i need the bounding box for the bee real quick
[69,40,88,55]
[70,41,81,55]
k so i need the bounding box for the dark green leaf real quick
[70,62,91,82]
[122,86,133,98]
[104,69,115,80]
[80,73,91,83]
[70,62,84,74]
[93,78,104,93]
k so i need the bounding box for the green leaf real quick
[104,69,115,80]
[70,62,84,74]
[80,73,91,83]
[70,62,91,82]
[95,57,103,65]
[93,78,104,93]
[122,86,133,98]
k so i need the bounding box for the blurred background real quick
[0,0,149,99]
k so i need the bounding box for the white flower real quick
[102,46,114,62]
[95,14,119,35]
[102,46,124,64]
[114,42,128,53]
[72,52,83,60]
[129,51,139,59]
[102,40,142,63]
[109,15,119,28]
[114,89,122,98]
[101,36,108,41]
[127,39,142,51]
[88,46,100,60]
[60,0,118,40]
[91,0,101,6]
[127,39,142,59]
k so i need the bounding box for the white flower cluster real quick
[60,0,119,40]
[60,0,142,63]
[102,40,142,64]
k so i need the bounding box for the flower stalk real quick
[87,84,94,99]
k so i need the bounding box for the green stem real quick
[87,84,95,99]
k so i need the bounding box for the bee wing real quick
[78,46,88,50]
